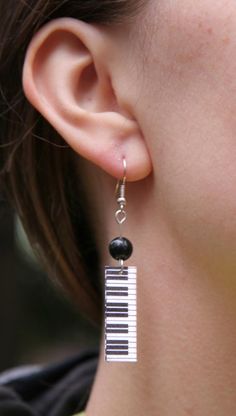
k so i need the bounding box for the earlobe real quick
[22,17,152,181]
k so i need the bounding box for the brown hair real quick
[0,0,145,325]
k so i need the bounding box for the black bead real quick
[109,237,133,261]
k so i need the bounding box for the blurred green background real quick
[0,198,100,372]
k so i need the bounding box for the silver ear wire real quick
[115,158,127,273]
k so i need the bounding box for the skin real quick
[22,0,236,414]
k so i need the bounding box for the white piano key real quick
[106,355,137,361]
[105,296,136,301]
[106,334,137,340]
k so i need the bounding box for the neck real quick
[85,185,236,416]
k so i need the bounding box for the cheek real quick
[158,135,236,271]
[135,1,236,269]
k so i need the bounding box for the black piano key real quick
[106,302,128,307]
[106,351,129,355]
[106,329,129,334]
[106,307,128,312]
[107,340,128,344]
[105,313,129,318]
[106,286,128,291]
[106,323,128,328]
[106,345,128,350]
[106,292,128,296]
[105,276,128,280]
[105,269,129,275]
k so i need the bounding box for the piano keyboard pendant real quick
[105,266,137,362]
[104,157,137,363]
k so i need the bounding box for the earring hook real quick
[115,157,127,196]
[122,157,127,182]
[115,157,127,274]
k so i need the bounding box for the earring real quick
[104,157,137,362]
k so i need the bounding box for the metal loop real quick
[119,259,124,274]
[115,209,127,225]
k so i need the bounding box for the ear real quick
[22,17,152,181]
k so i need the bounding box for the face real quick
[22,0,236,283]
[114,0,236,279]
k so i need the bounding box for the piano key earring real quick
[104,157,137,363]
